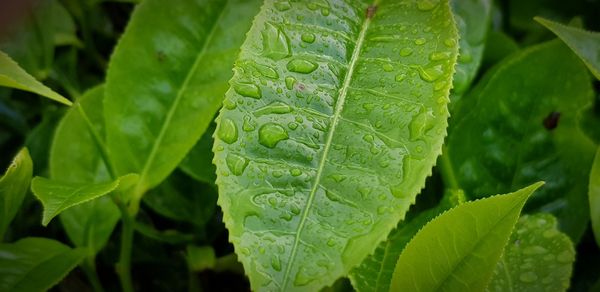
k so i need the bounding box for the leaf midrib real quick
[134,0,231,197]
[280,1,377,288]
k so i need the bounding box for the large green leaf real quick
[104,0,262,202]
[390,183,543,292]
[350,189,465,292]
[213,1,459,290]
[31,174,138,226]
[450,0,492,95]
[0,237,86,292]
[0,51,71,106]
[535,17,600,80]
[50,85,120,253]
[590,148,600,246]
[447,40,596,241]
[0,148,33,239]
[179,122,217,185]
[488,213,575,292]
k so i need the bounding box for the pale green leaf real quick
[31,174,138,226]
[0,51,71,106]
[0,237,86,292]
[50,85,120,253]
[487,213,575,292]
[104,0,262,201]
[0,148,33,239]
[448,40,596,241]
[590,148,600,246]
[350,189,466,292]
[390,182,544,292]
[535,17,600,80]
[213,1,459,290]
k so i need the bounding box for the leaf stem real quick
[439,146,459,189]
[115,199,135,292]
[81,257,105,292]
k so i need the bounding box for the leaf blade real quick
[0,148,33,239]
[590,148,600,246]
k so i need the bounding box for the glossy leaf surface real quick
[0,237,86,292]
[0,51,71,106]
[0,148,33,239]
[536,17,600,80]
[590,148,600,246]
[488,213,575,292]
[179,123,217,184]
[350,189,465,292]
[31,174,138,226]
[104,0,262,199]
[390,183,543,292]
[213,1,459,290]
[448,40,596,241]
[50,86,120,252]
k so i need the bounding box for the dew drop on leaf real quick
[301,33,316,43]
[226,153,248,176]
[261,22,290,60]
[217,118,238,144]
[233,82,262,99]
[287,59,318,74]
[258,123,289,148]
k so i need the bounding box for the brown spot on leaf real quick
[366,5,377,19]
[543,111,560,130]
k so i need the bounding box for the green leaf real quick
[31,173,138,226]
[0,237,86,292]
[481,30,520,69]
[0,51,71,106]
[535,17,600,80]
[447,40,596,241]
[350,189,466,292]
[179,122,217,184]
[590,148,600,246]
[450,0,492,94]
[390,182,543,292]
[104,0,262,201]
[186,245,216,272]
[0,148,33,239]
[49,85,120,252]
[213,1,459,290]
[579,105,600,145]
[487,213,575,292]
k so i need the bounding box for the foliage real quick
[0,0,599,291]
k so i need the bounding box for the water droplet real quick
[287,59,318,74]
[290,168,302,176]
[409,109,435,140]
[262,22,290,60]
[389,184,405,198]
[429,51,451,61]
[233,82,261,99]
[256,102,292,116]
[274,0,291,11]
[523,246,547,255]
[395,73,407,82]
[417,0,438,11]
[226,153,248,176]
[223,98,237,109]
[444,38,456,48]
[414,38,426,45]
[399,47,413,56]
[434,80,446,91]
[417,65,444,82]
[294,267,314,286]
[273,170,283,178]
[271,256,282,271]
[253,63,279,79]
[285,76,296,90]
[519,272,538,283]
[330,174,346,182]
[301,33,316,43]
[382,63,393,72]
[321,8,330,16]
[217,118,238,144]
[242,115,256,132]
[377,206,387,214]
[363,134,374,143]
[259,123,289,148]
[327,238,336,247]
[241,247,250,255]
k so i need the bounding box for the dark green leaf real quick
[214,1,459,290]
[179,122,217,184]
[590,148,600,246]
[0,237,86,292]
[187,245,216,272]
[0,148,33,239]
[390,183,543,292]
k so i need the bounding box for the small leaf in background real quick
[213,1,459,290]
[350,189,466,292]
[448,40,597,242]
[535,17,600,80]
[104,0,262,200]
[0,148,33,239]
[390,182,543,292]
[31,173,138,226]
[488,213,575,292]
[187,245,216,272]
[0,237,86,292]
[0,51,71,106]
[481,30,520,69]
[590,148,600,246]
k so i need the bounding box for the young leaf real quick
[535,17,600,80]
[50,85,120,252]
[350,189,466,292]
[104,0,262,201]
[488,213,575,292]
[390,182,543,292]
[213,1,459,290]
[451,0,492,94]
[0,237,86,292]
[590,148,600,246]
[0,51,71,106]
[31,173,138,226]
[0,148,33,239]
[448,40,596,241]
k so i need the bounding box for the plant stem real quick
[439,146,459,190]
[82,257,105,292]
[115,200,135,292]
